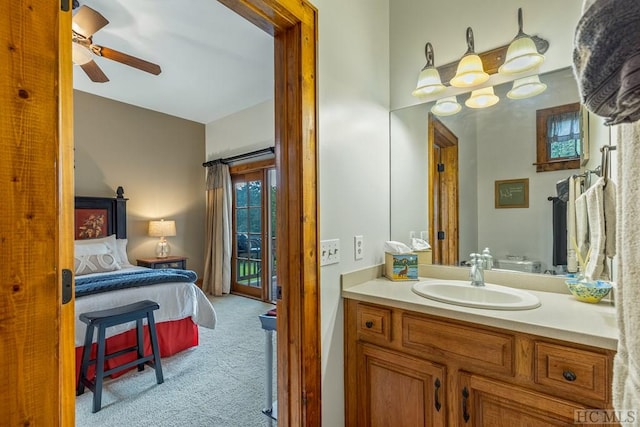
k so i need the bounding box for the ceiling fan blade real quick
[80,60,109,83]
[72,5,109,38]
[95,46,162,75]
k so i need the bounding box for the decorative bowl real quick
[565,279,612,303]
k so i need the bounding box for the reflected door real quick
[429,114,460,265]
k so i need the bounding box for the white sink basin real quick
[412,280,541,310]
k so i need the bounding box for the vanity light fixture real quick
[498,8,545,75]
[412,42,446,97]
[507,75,547,99]
[431,96,462,116]
[450,27,490,88]
[465,87,499,109]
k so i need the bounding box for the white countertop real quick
[342,276,618,350]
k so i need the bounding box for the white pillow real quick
[116,238,132,266]
[74,242,109,256]
[74,253,121,276]
[75,234,119,262]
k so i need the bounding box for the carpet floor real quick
[75,294,277,427]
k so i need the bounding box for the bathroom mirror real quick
[390,67,611,274]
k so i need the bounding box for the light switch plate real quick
[320,239,340,266]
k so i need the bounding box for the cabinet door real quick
[357,343,446,427]
[457,372,587,426]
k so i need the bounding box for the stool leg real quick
[146,311,164,384]
[92,324,107,413]
[136,318,145,372]
[77,324,95,396]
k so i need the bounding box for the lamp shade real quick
[72,43,93,65]
[450,54,490,88]
[498,8,544,75]
[412,42,445,97]
[465,87,499,109]
[148,219,176,237]
[431,96,462,116]
[507,75,547,99]
[498,36,544,75]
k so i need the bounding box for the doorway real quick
[428,114,460,265]
[0,1,319,425]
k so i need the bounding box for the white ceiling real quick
[72,0,274,124]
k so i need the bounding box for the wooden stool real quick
[77,300,164,412]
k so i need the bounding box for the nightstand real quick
[137,256,187,270]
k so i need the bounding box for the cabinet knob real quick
[365,320,374,329]
[562,370,577,382]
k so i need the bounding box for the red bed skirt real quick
[75,317,199,383]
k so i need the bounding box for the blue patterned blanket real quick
[75,269,198,297]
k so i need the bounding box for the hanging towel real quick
[613,121,640,421]
[575,190,589,263]
[567,176,578,272]
[552,198,567,266]
[583,178,609,280]
[604,179,617,259]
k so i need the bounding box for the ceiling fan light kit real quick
[71,4,162,83]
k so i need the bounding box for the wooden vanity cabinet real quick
[344,299,616,426]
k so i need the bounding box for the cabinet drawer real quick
[154,261,184,269]
[402,314,514,376]
[356,304,392,342]
[535,341,609,403]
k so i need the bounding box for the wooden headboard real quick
[74,186,128,239]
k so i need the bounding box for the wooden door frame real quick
[216,1,321,425]
[428,114,459,265]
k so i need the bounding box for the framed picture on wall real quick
[495,178,529,209]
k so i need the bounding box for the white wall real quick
[313,0,390,426]
[205,99,274,159]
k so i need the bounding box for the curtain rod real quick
[202,147,275,168]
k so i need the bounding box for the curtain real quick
[203,162,232,296]
[547,111,581,157]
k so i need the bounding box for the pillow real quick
[116,238,132,266]
[74,242,109,256]
[75,234,119,262]
[74,253,121,276]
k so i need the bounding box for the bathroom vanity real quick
[342,266,618,426]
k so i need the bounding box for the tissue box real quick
[385,253,418,281]
[413,250,432,265]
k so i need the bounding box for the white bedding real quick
[74,266,216,346]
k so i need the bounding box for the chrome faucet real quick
[469,253,485,287]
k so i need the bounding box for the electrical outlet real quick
[320,239,340,266]
[354,235,364,260]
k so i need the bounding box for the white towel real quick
[567,176,578,272]
[575,189,589,264]
[604,179,617,258]
[613,121,640,420]
[583,177,609,280]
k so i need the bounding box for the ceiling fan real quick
[71,3,162,83]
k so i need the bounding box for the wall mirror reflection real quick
[390,66,611,275]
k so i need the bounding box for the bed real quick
[73,187,216,381]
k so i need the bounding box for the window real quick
[535,102,582,172]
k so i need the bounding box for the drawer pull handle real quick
[462,387,470,423]
[365,321,374,329]
[563,370,577,382]
[434,378,441,412]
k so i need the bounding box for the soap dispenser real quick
[482,247,493,270]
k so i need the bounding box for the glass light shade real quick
[465,87,499,109]
[72,43,93,65]
[412,67,446,97]
[450,54,490,88]
[498,36,544,75]
[507,75,547,99]
[431,96,462,116]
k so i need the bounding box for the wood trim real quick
[220,1,320,426]
[535,102,581,172]
[60,5,77,426]
[229,158,275,174]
